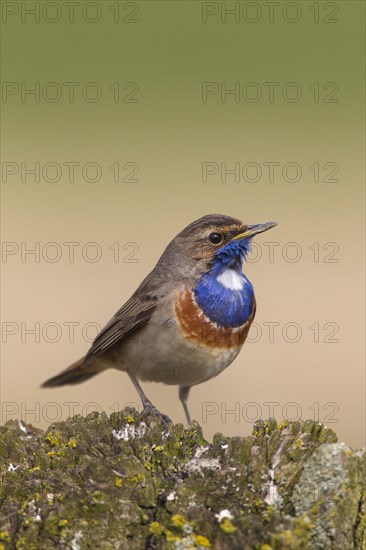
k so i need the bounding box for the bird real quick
[41,214,277,425]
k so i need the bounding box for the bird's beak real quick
[231,221,277,241]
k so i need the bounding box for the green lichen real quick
[0,410,363,549]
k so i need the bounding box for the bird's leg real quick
[128,372,154,409]
[179,386,192,425]
[127,372,172,425]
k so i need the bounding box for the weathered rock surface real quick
[0,409,364,549]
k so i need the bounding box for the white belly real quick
[117,321,242,387]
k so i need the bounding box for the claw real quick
[143,403,172,425]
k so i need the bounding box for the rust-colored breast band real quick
[174,289,254,349]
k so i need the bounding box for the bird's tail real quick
[41,356,101,388]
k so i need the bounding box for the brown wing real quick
[85,294,157,361]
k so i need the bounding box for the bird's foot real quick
[143,402,172,426]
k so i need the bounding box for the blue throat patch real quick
[194,239,255,328]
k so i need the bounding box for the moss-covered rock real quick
[0,410,364,549]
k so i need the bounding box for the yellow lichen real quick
[45,432,62,446]
[128,473,144,484]
[0,532,10,542]
[165,530,180,542]
[58,519,68,527]
[67,437,78,448]
[293,515,314,536]
[154,445,164,452]
[29,466,41,472]
[91,490,104,503]
[220,519,236,534]
[149,521,163,536]
[195,534,212,547]
[171,514,186,529]
[273,530,293,544]
[114,477,123,488]
[255,498,265,508]
[126,415,135,423]
[144,461,152,470]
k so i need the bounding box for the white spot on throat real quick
[217,269,244,291]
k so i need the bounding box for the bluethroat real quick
[42,214,277,424]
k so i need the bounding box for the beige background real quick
[1,1,365,448]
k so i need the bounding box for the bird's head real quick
[175,214,277,271]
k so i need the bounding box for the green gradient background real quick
[1,1,365,447]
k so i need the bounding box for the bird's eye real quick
[209,232,223,244]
